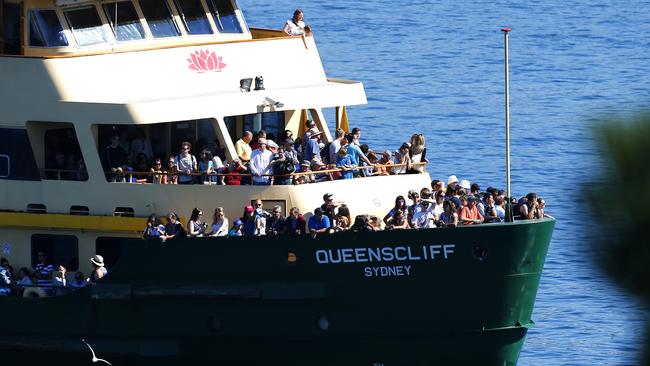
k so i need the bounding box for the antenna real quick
[501,27,513,222]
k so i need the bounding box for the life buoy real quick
[23,287,47,298]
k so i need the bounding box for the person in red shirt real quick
[224,159,247,185]
[460,195,484,225]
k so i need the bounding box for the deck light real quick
[240,78,253,92]
[254,76,265,90]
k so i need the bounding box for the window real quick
[139,0,181,38]
[174,0,213,35]
[2,2,22,54]
[0,155,8,178]
[206,0,243,33]
[64,5,110,46]
[29,9,69,47]
[32,234,79,271]
[96,237,122,268]
[243,112,285,139]
[0,129,40,181]
[44,127,88,181]
[103,1,146,42]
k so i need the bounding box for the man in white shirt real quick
[250,139,273,185]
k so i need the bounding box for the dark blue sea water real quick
[241,1,650,365]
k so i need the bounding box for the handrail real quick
[101,162,428,181]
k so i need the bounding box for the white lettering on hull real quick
[316,244,456,278]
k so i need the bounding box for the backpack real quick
[321,142,332,164]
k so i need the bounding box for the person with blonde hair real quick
[209,207,229,237]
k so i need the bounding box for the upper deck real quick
[0,0,367,125]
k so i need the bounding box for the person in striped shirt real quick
[33,251,54,293]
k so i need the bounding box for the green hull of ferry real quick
[0,218,554,365]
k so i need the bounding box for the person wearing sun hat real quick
[89,255,108,283]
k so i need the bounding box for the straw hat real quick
[90,255,105,267]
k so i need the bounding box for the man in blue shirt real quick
[304,130,322,162]
[308,207,331,238]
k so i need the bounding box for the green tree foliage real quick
[589,114,650,364]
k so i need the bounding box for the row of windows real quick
[30,234,120,271]
[29,0,245,48]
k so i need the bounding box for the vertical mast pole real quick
[501,27,512,221]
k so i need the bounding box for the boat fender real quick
[23,287,48,298]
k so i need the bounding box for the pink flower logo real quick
[187,50,226,73]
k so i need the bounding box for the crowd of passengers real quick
[143,177,546,241]
[98,120,427,185]
[0,254,108,298]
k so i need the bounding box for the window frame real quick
[172,0,214,36]
[101,0,148,43]
[28,8,70,48]
[205,0,245,34]
[0,154,9,178]
[137,0,183,39]
[62,3,115,47]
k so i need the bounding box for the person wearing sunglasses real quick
[174,141,197,185]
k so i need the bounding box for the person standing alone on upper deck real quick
[235,131,253,164]
[250,139,273,185]
[283,9,305,36]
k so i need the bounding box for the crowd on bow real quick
[141,176,546,242]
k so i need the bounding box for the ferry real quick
[0,0,555,365]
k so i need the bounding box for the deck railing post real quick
[501,27,514,222]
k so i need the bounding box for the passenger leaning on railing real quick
[175,141,198,185]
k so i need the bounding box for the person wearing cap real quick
[235,131,253,163]
[460,195,484,225]
[283,139,300,165]
[308,207,331,237]
[411,197,437,229]
[294,161,314,185]
[310,156,331,182]
[89,255,108,283]
[266,139,279,154]
[228,219,243,236]
[304,129,323,162]
[241,205,257,236]
[321,193,344,224]
[270,147,295,185]
[447,175,459,191]
[250,138,273,185]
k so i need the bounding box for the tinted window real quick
[0,155,8,178]
[243,112,284,138]
[64,6,110,46]
[206,0,243,33]
[29,9,69,47]
[103,1,146,42]
[95,237,122,268]
[32,234,79,271]
[0,129,40,181]
[2,3,22,54]
[44,127,88,181]
[174,0,213,35]
[139,0,181,38]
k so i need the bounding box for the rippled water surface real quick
[241,1,650,365]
